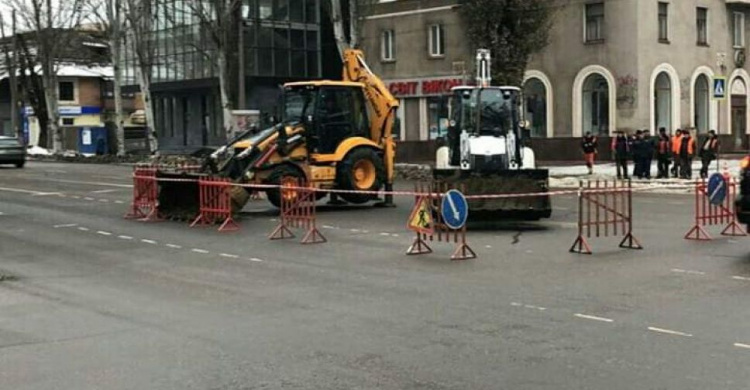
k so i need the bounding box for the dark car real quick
[736,156,750,228]
[0,136,26,168]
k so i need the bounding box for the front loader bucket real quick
[433,169,552,221]
[156,171,251,220]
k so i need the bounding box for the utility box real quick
[78,127,108,155]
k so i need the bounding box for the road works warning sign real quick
[408,196,434,235]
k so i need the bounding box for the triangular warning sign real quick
[407,196,434,235]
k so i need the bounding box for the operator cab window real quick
[315,87,360,154]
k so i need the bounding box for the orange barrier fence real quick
[684,178,747,240]
[269,179,326,244]
[570,180,642,255]
[190,176,239,232]
[124,167,161,221]
[406,182,476,261]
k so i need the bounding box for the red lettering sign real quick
[388,78,463,97]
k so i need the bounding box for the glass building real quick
[123,0,326,152]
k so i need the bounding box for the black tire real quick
[265,165,305,208]
[337,148,385,204]
[15,161,24,169]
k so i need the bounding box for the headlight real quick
[741,156,750,170]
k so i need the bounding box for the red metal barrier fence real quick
[684,178,747,240]
[190,176,240,232]
[570,180,642,255]
[269,178,326,244]
[124,167,161,221]
[406,182,476,261]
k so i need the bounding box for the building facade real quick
[122,0,332,153]
[361,0,750,161]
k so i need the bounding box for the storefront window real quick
[427,96,449,140]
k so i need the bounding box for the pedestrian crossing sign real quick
[407,196,434,235]
[713,77,727,100]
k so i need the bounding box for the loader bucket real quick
[433,169,552,221]
[156,171,251,220]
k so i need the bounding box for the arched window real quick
[522,78,547,138]
[694,75,710,134]
[654,72,672,132]
[582,74,609,135]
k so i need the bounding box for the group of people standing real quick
[581,128,720,180]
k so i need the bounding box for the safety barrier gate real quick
[570,180,642,255]
[684,177,747,240]
[269,178,326,244]
[124,167,161,221]
[190,176,240,232]
[406,182,476,261]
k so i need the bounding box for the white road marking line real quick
[524,305,546,311]
[0,187,49,195]
[322,225,337,229]
[91,189,118,194]
[32,192,63,197]
[249,258,263,262]
[647,327,692,337]
[350,228,360,233]
[166,244,182,249]
[392,234,399,237]
[191,248,209,254]
[141,239,158,245]
[77,227,89,231]
[98,199,109,203]
[510,302,522,307]
[553,206,571,211]
[41,178,132,188]
[118,235,133,240]
[53,224,77,228]
[732,275,750,281]
[220,253,239,259]
[362,230,369,234]
[114,200,125,204]
[71,195,81,199]
[574,314,614,323]
[734,343,750,350]
[379,232,390,236]
[96,231,112,236]
[84,197,95,201]
[485,245,492,249]
[671,268,706,276]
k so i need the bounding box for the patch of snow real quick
[26,146,51,156]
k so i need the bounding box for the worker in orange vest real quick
[699,130,719,179]
[656,128,671,178]
[670,129,683,178]
[679,130,696,179]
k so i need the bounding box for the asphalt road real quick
[1,161,750,389]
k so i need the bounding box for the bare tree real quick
[11,0,85,153]
[185,0,241,140]
[88,0,127,156]
[16,34,50,148]
[123,0,158,153]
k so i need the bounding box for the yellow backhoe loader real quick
[157,49,399,218]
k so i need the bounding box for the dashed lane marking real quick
[98,199,110,203]
[671,268,706,276]
[84,197,95,201]
[32,192,63,197]
[39,178,132,189]
[220,253,239,259]
[732,276,750,282]
[165,244,182,249]
[114,200,125,204]
[249,258,263,262]
[77,227,89,231]
[647,327,693,337]
[574,314,614,323]
[141,239,158,245]
[91,189,118,194]
[96,231,112,236]
[191,249,210,254]
[510,302,546,311]
[53,224,77,228]
[118,235,133,240]
[734,343,750,350]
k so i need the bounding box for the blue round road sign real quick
[707,173,728,206]
[441,189,469,230]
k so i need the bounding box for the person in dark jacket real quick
[699,130,719,179]
[679,130,696,179]
[643,129,655,179]
[611,130,630,179]
[581,132,598,174]
[631,130,645,179]
[656,128,671,178]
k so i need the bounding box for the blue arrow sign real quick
[441,189,469,230]
[707,173,727,206]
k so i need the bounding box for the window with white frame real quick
[658,2,669,42]
[428,24,445,57]
[585,3,604,43]
[735,12,745,48]
[381,30,394,61]
[697,7,708,45]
